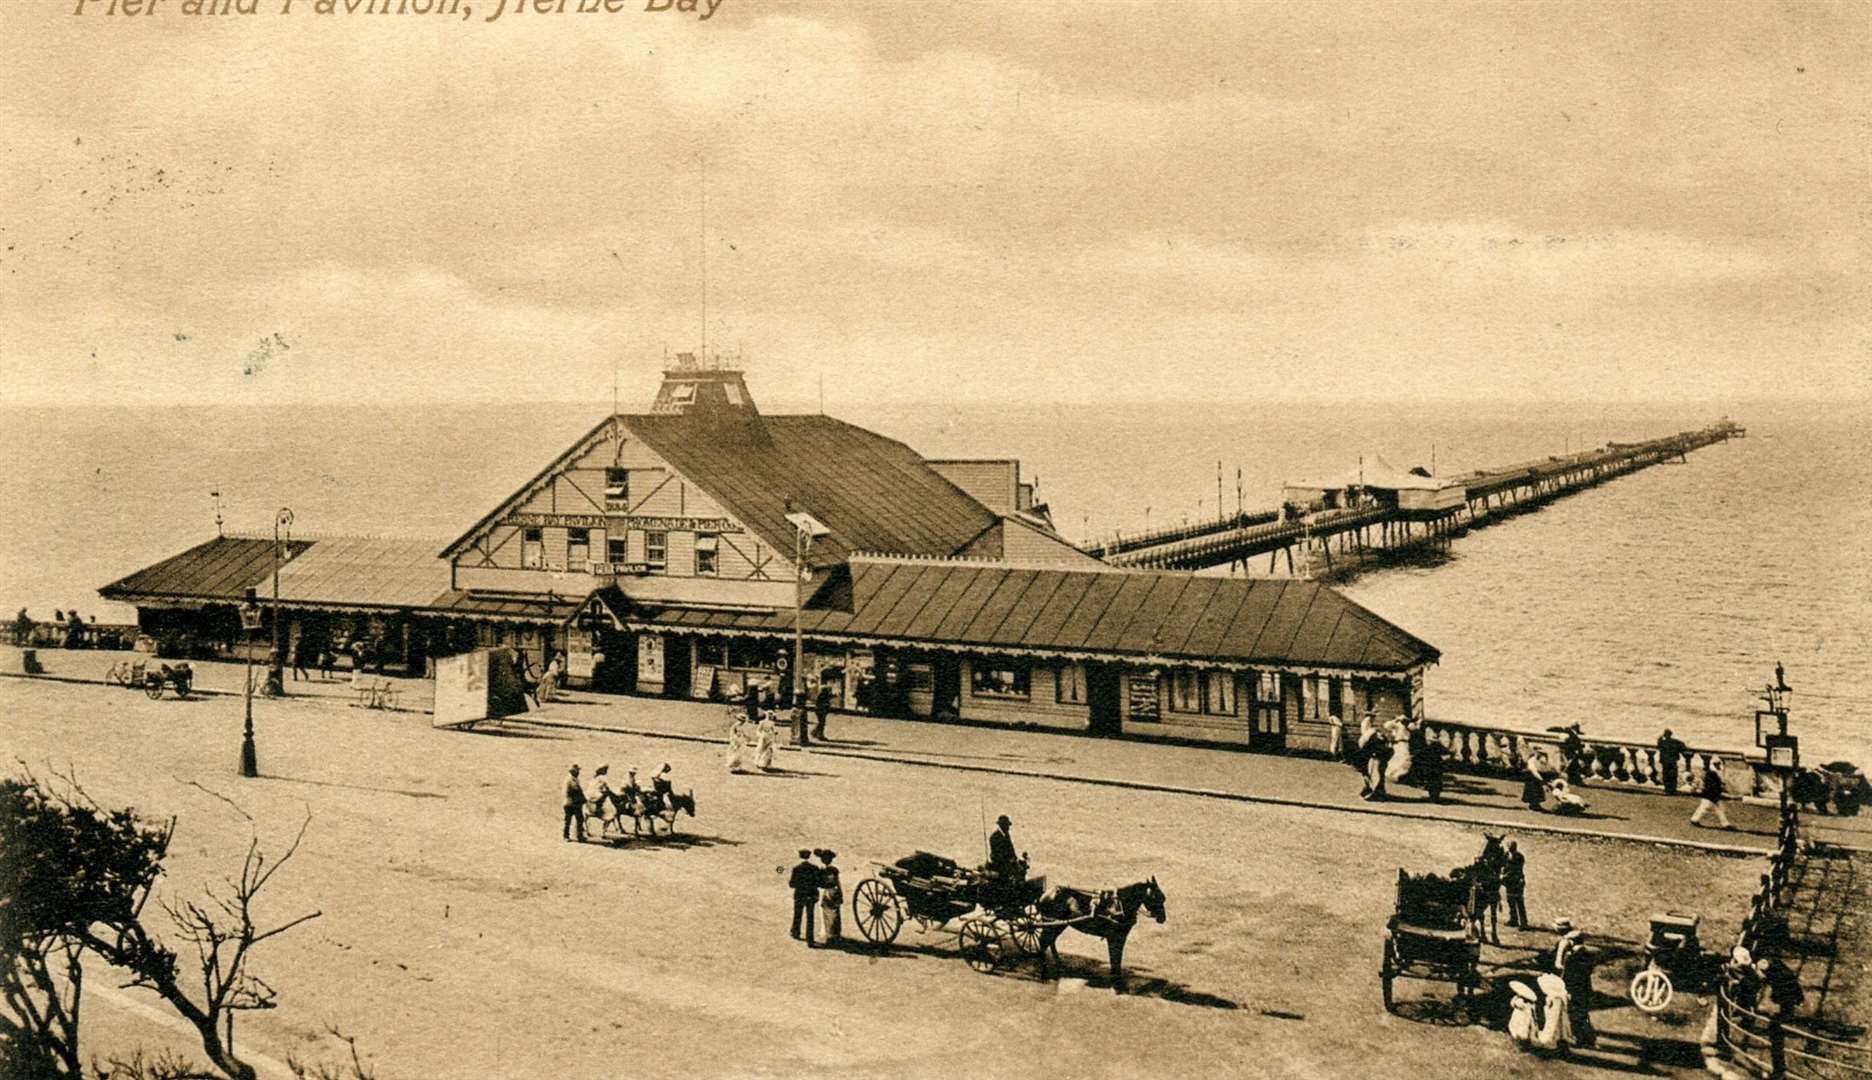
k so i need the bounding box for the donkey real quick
[1033,877,1167,989]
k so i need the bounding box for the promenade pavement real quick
[10,645,1869,854]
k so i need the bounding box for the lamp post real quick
[784,510,828,744]
[239,588,262,777]
[267,508,293,697]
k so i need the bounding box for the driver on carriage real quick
[981,815,1037,908]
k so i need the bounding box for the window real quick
[694,533,718,577]
[1206,671,1236,716]
[567,528,590,568]
[521,528,543,569]
[645,530,667,570]
[604,468,629,509]
[1170,669,1202,713]
[1056,663,1088,705]
[1172,669,1236,716]
[1257,671,1279,705]
[606,538,627,565]
[971,662,1030,699]
[727,638,771,670]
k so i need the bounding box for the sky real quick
[0,0,1865,407]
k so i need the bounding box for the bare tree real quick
[2,766,323,1080]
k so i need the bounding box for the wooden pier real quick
[1086,419,1744,573]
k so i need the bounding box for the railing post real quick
[1769,1016,1786,1078]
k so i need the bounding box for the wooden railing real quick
[1710,803,1872,1078]
[1418,717,1761,795]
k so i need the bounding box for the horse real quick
[1032,877,1167,989]
[1448,833,1506,944]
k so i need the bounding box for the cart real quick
[1381,869,1483,1015]
[1629,911,1701,1014]
[851,851,1048,973]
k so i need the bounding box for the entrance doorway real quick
[663,636,692,699]
[1087,663,1123,736]
[933,656,962,720]
[1253,673,1288,750]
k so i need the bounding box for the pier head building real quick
[102,358,1439,752]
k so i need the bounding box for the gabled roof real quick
[99,536,314,603]
[442,412,1001,569]
[624,558,1438,673]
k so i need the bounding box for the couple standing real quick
[787,848,844,946]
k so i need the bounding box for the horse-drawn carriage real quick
[851,851,1048,972]
[1381,867,1484,1015]
[106,658,193,700]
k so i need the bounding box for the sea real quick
[3,397,1865,762]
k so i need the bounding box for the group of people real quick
[725,683,835,771]
[1335,709,1445,801]
[1509,916,1603,1053]
[726,706,780,773]
[785,848,844,946]
[560,761,677,843]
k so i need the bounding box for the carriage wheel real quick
[1380,942,1396,1013]
[1629,968,1674,1014]
[143,679,163,700]
[852,879,903,945]
[961,919,1003,974]
[1009,916,1043,956]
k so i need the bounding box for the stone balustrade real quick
[1419,717,1771,796]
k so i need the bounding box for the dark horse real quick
[1033,877,1167,988]
[1448,833,1506,944]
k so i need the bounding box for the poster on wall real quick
[565,628,594,680]
[637,632,664,684]
[1128,672,1161,721]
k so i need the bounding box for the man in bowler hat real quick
[788,849,821,945]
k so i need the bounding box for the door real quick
[1253,672,1288,749]
[662,635,691,699]
[933,656,962,720]
[1086,663,1123,736]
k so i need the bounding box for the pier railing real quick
[1418,716,1760,795]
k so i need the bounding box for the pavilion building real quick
[100,357,1438,752]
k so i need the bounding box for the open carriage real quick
[1381,868,1483,1015]
[851,851,1049,973]
[106,658,193,700]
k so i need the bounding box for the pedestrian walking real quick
[318,646,335,681]
[1690,759,1733,828]
[1655,728,1686,795]
[788,849,820,945]
[562,764,586,842]
[812,682,832,741]
[291,636,311,682]
[817,849,843,942]
[1503,839,1528,928]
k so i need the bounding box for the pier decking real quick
[1086,420,1744,572]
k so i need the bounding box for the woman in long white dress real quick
[1384,716,1414,784]
[756,714,778,771]
[725,717,748,773]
